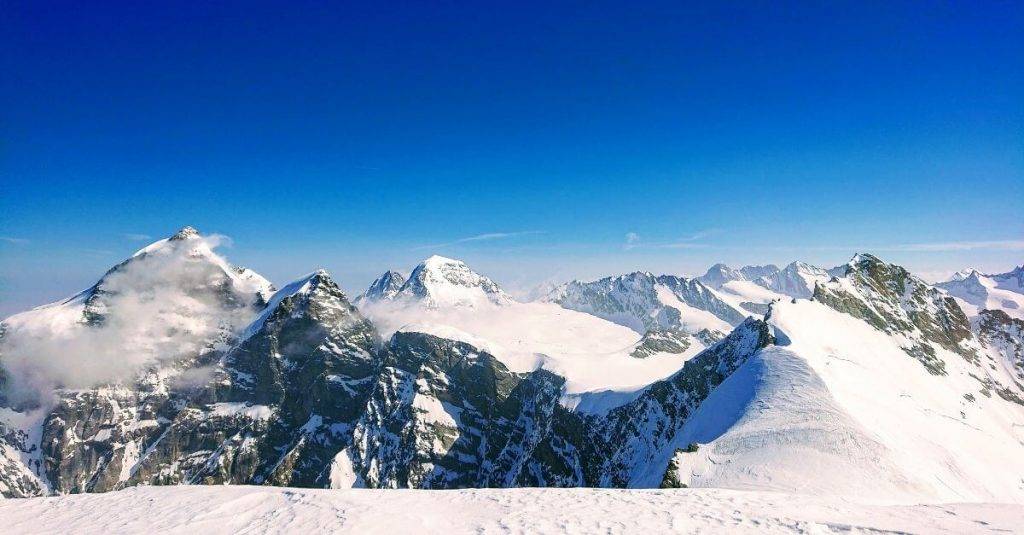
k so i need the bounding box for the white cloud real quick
[0,235,263,406]
[623,232,641,250]
[624,229,719,250]
[0,236,30,245]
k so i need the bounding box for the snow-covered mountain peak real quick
[0,227,277,407]
[993,265,1024,290]
[358,270,407,303]
[697,260,827,300]
[363,256,513,308]
[949,268,982,282]
[242,268,365,340]
[548,271,744,336]
[699,264,744,288]
[843,252,886,272]
[169,226,201,241]
[937,264,1024,320]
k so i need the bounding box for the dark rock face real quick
[347,332,566,488]
[974,309,1024,405]
[630,329,692,359]
[36,271,380,494]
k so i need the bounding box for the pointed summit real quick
[698,263,743,289]
[359,270,407,303]
[169,226,200,241]
[242,268,361,339]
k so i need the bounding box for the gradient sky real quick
[2,1,1022,316]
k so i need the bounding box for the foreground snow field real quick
[0,486,1020,534]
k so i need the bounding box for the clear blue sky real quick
[2,1,1022,315]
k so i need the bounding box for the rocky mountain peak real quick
[359,270,407,303]
[169,226,200,241]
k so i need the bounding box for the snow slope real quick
[657,299,1024,503]
[0,485,1019,534]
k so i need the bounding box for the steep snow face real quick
[387,256,513,308]
[0,227,275,404]
[659,299,1024,503]
[545,272,745,335]
[937,267,1024,320]
[357,270,406,303]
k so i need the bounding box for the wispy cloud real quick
[623,232,641,250]
[624,228,720,251]
[123,233,152,242]
[413,231,545,251]
[0,236,30,245]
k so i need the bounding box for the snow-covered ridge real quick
[2,232,1023,508]
[697,260,830,300]
[545,271,745,335]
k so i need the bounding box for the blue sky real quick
[2,1,1022,315]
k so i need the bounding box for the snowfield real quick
[360,300,705,398]
[1,485,1020,534]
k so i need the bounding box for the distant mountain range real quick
[0,227,1021,504]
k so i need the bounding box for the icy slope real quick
[660,299,1024,503]
[1,485,1019,534]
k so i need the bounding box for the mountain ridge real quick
[1,229,1022,504]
